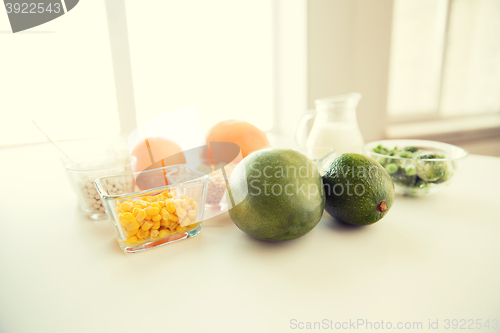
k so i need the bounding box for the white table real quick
[1,143,499,333]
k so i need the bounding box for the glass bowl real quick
[64,151,134,220]
[363,139,469,196]
[95,164,209,253]
[196,162,237,210]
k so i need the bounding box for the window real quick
[388,0,500,118]
[440,0,500,116]
[0,1,120,146]
[1,1,276,147]
[124,0,274,133]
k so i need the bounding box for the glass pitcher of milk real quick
[296,93,364,159]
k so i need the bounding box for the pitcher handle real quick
[295,110,316,147]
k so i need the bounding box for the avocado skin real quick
[322,153,395,226]
[228,148,325,241]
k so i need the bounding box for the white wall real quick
[307,0,394,142]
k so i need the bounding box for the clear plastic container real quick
[363,139,469,196]
[95,164,209,253]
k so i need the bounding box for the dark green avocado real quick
[322,153,395,226]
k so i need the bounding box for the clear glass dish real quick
[95,164,209,253]
[196,162,237,210]
[64,152,134,220]
[363,139,469,196]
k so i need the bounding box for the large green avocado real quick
[227,148,325,241]
[322,153,395,226]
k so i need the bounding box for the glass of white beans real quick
[64,151,135,220]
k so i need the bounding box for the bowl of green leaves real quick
[363,139,469,196]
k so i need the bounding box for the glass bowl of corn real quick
[95,164,209,253]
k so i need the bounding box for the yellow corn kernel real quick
[144,215,152,221]
[152,214,162,222]
[187,209,197,220]
[126,199,132,202]
[170,190,176,197]
[126,236,138,244]
[157,201,165,207]
[125,221,140,231]
[182,199,190,208]
[122,212,136,223]
[138,200,149,208]
[159,230,170,238]
[168,214,179,222]
[166,202,176,214]
[161,190,170,197]
[179,216,190,227]
[189,198,195,204]
[176,226,186,233]
[150,229,160,238]
[145,206,160,216]
[143,196,154,202]
[118,215,130,226]
[127,228,138,237]
[131,207,141,217]
[160,208,169,220]
[176,207,187,219]
[192,202,198,210]
[120,202,133,212]
[137,229,150,239]
[160,219,169,227]
[179,194,188,199]
[141,221,153,231]
[151,202,160,209]
[136,209,147,223]
[152,221,161,230]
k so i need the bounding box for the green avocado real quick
[322,153,395,226]
[227,148,325,241]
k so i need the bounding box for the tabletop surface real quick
[1,143,499,333]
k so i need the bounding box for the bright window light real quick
[124,0,274,133]
[387,0,448,116]
[388,0,500,118]
[0,1,119,146]
[440,0,500,116]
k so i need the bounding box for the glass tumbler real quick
[64,152,134,220]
